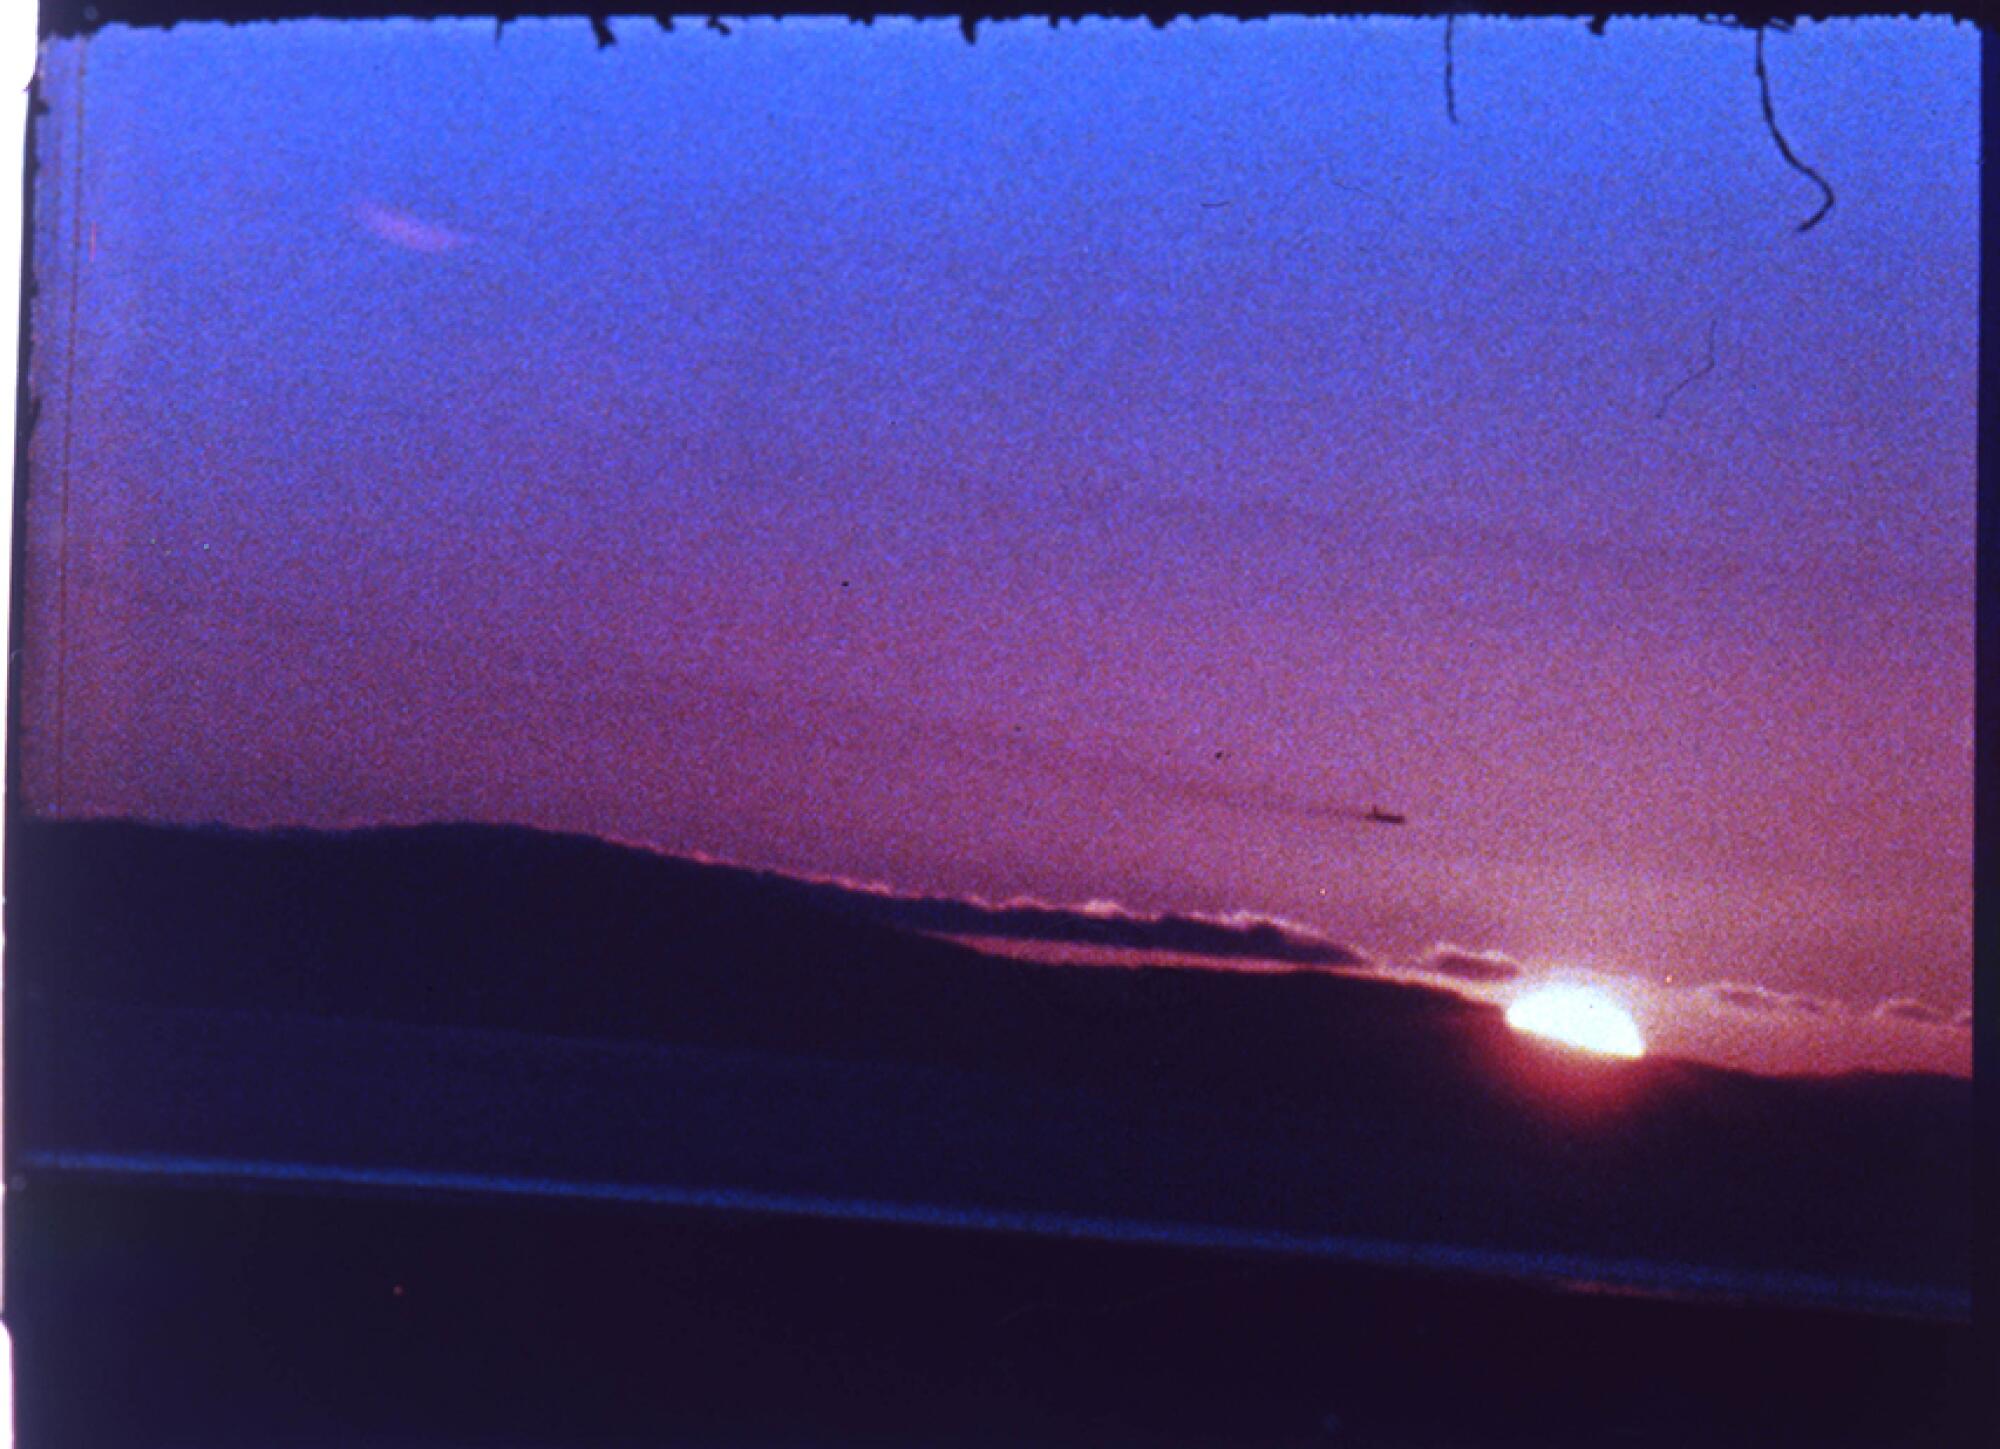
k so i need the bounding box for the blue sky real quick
[20,16,1979,1071]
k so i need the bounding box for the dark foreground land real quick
[4,818,1979,1444]
[8,1176,1981,1449]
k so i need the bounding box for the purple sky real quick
[21,17,1977,1073]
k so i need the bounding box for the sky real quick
[19,16,1978,1075]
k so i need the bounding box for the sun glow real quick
[1505,985,1646,1059]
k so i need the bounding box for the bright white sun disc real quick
[1505,985,1646,1059]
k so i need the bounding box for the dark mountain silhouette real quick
[8,818,1970,1311]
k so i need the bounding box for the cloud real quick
[788,877,1367,970]
[1873,997,1964,1029]
[1419,943,1525,984]
[1702,982,1830,1018]
[354,200,472,254]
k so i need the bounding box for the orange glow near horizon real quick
[1505,985,1647,1060]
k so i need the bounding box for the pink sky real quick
[17,19,1975,1076]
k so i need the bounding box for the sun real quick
[1505,984,1646,1059]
